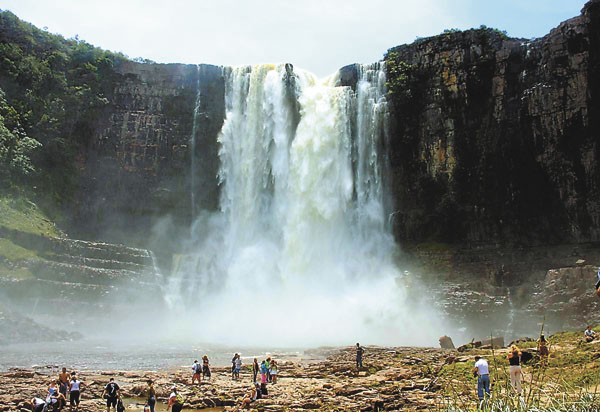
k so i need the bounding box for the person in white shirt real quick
[69,375,85,409]
[585,326,597,343]
[192,360,201,384]
[473,355,491,403]
[31,397,45,412]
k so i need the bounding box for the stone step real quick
[31,260,149,286]
[2,277,114,302]
[0,227,156,266]
[47,238,153,265]
[3,278,165,303]
[47,253,152,273]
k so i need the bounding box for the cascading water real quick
[167,63,439,346]
[190,65,202,233]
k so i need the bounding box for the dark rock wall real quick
[385,1,599,245]
[71,62,224,244]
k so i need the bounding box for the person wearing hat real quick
[167,385,184,412]
[192,360,201,384]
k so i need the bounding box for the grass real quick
[0,195,60,237]
[436,327,600,411]
[0,192,62,279]
[0,262,34,279]
[0,238,39,260]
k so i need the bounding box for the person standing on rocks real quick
[192,360,201,384]
[167,385,184,412]
[260,360,268,384]
[234,354,243,380]
[68,375,84,410]
[102,377,121,412]
[270,360,278,384]
[231,353,238,380]
[473,355,491,404]
[538,334,549,362]
[146,380,156,412]
[252,358,259,383]
[265,357,271,382]
[507,345,522,395]
[356,343,364,369]
[202,355,211,381]
[58,368,70,398]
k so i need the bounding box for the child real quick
[260,360,267,384]
[270,360,278,384]
[234,355,242,380]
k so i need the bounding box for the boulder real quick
[439,336,455,349]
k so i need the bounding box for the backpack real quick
[175,393,184,405]
[117,399,125,412]
[194,363,200,374]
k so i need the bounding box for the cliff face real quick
[64,2,599,247]
[72,62,225,243]
[385,1,600,245]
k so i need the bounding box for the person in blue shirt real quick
[260,360,268,384]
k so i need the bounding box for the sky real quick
[0,0,588,77]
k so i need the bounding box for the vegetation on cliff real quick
[0,10,126,200]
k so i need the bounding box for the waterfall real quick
[169,63,439,346]
[190,65,202,232]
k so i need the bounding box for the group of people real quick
[238,355,280,409]
[472,335,550,406]
[31,368,87,412]
[228,353,279,384]
[191,355,211,383]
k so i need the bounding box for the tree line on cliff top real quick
[0,10,125,202]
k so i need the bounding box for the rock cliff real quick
[72,62,224,245]
[61,1,599,248]
[384,1,600,244]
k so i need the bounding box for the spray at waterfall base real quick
[159,63,442,347]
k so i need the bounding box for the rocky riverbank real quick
[0,346,449,412]
[3,328,600,412]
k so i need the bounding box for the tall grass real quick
[437,327,600,412]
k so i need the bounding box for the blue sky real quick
[0,0,587,76]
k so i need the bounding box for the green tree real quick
[0,89,41,182]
